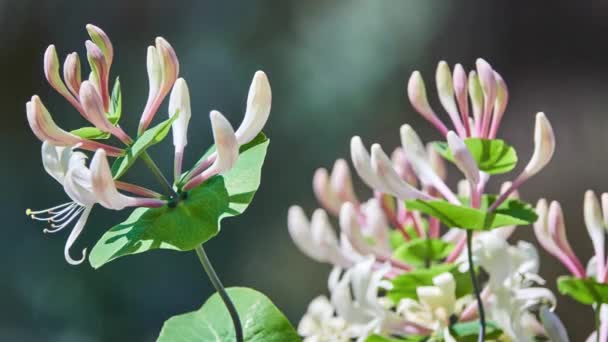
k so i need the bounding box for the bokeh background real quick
[2,1,607,340]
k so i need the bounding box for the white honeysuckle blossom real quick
[471,232,555,342]
[27,143,164,265]
[168,77,192,179]
[298,296,352,342]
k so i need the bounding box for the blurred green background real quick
[2,1,607,340]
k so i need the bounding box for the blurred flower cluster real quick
[288,59,569,341]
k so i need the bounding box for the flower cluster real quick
[26,25,271,265]
[288,59,563,341]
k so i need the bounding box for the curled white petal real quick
[64,205,92,265]
[42,141,72,184]
[90,149,135,210]
[63,152,96,206]
[540,306,570,342]
[235,71,271,145]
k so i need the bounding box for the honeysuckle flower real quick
[85,40,110,110]
[540,306,570,342]
[329,258,408,341]
[471,232,555,342]
[27,143,164,265]
[407,71,449,136]
[63,52,82,96]
[298,296,352,342]
[313,159,359,216]
[79,80,130,143]
[168,78,192,179]
[138,37,180,134]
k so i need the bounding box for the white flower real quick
[235,71,272,146]
[298,296,351,342]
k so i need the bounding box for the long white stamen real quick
[29,202,77,222]
[26,201,73,215]
[44,207,84,234]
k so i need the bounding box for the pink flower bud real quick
[436,61,465,137]
[585,190,605,278]
[391,147,418,186]
[85,24,113,66]
[370,144,429,200]
[44,45,75,102]
[330,159,359,205]
[168,78,192,152]
[408,71,448,135]
[467,70,483,135]
[453,64,470,134]
[548,201,578,266]
[475,59,497,134]
[313,168,341,215]
[351,136,383,191]
[26,95,81,146]
[489,71,509,138]
[85,40,110,111]
[427,143,447,181]
[446,131,479,186]
[63,52,82,97]
[339,202,375,256]
[79,81,114,132]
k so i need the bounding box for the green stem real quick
[595,304,601,342]
[466,230,486,342]
[195,245,243,342]
[140,152,177,198]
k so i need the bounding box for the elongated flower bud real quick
[436,61,465,136]
[370,144,428,200]
[585,190,605,278]
[313,168,341,215]
[85,40,110,110]
[63,52,82,97]
[408,71,448,135]
[235,71,272,145]
[476,59,497,132]
[447,131,479,185]
[489,71,509,138]
[453,64,469,130]
[427,143,446,181]
[391,148,418,186]
[208,111,239,176]
[288,206,327,262]
[468,71,483,133]
[26,95,81,146]
[85,24,113,66]
[168,78,192,152]
[548,201,577,262]
[44,45,70,96]
[521,112,555,179]
[145,46,162,108]
[339,202,373,255]
[79,81,113,132]
[350,136,383,190]
[330,159,358,204]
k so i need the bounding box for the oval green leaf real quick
[89,134,269,268]
[432,138,517,175]
[557,276,608,305]
[157,287,299,342]
[405,197,537,231]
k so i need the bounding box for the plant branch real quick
[140,152,177,198]
[466,230,486,342]
[195,244,243,342]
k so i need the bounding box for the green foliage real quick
[388,263,472,302]
[365,334,426,342]
[89,134,269,268]
[111,114,178,179]
[157,287,299,342]
[449,321,503,341]
[557,276,608,305]
[70,77,122,140]
[393,238,454,267]
[405,197,537,231]
[433,138,517,175]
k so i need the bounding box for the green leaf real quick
[557,276,608,305]
[405,197,537,231]
[89,134,269,268]
[388,263,472,302]
[433,138,518,175]
[393,238,454,267]
[157,287,299,342]
[71,126,111,140]
[111,114,178,179]
[365,334,427,342]
[108,77,122,122]
[449,321,503,341]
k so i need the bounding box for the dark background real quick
[2,1,606,341]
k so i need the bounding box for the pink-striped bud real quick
[489,71,509,138]
[26,95,81,146]
[63,52,82,97]
[85,40,110,110]
[436,61,465,136]
[475,59,497,112]
[330,159,359,205]
[453,64,469,119]
[313,168,341,215]
[79,81,113,132]
[447,131,479,186]
[584,190,605,278]
[85,24,113,66]
[351,136,383,190]
[44,45,71,99]
[548,201,577,264]
[208,111,239,175]
[391,147,418,186]
[467,70,483,133]
[408,71,448,135]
